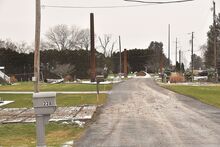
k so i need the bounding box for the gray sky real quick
[0,0,219,66]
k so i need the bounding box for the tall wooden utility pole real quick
[123,49,128,77]
[34,1,46,146]
[191,32,194,82]
[90,13,96,82]
[34,0,41,93]
[179,49,181,73]
[168,24,171,67]
[175,38,178,66]
[119,36,122,76]
[160,50,163,73]
[213,1,218,82]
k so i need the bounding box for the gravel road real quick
[74,78,220,147]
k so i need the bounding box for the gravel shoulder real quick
[74,78,220,147]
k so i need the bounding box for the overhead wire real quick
[124,0,195,4]
[42,0,195,9]
[41,3,155,9]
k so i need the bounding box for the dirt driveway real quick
[75,78,220,147]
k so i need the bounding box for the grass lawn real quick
[0,93,108,146]
[0,82,112,91]
[0,123,84,147]
[0,82,112,146]
[163,85,220,108]
[0,93,107,108]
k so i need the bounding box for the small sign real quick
[32,77,37,82]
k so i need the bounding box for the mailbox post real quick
[33,92,56,147]
[96,75,104,104]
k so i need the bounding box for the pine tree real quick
[204,13,220,68]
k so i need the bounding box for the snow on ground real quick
[133,72,151,79]
[0,101,14,107]
[0,106,97,124]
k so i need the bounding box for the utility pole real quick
[179,49,181,73]
[34,0,41,93]
[168,24,171,68]
[160,50,163,73]
[34,1,47,147]
[175,37,178,67]
[90,13,96,82]
[123,49,128,77]
[213,1,218,82]
[191,32,194,82]
[119,36,122,77]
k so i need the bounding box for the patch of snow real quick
[133,72,151,79]
[72,120,85,128]
[62,140,74,147]
[61,121,70,125]
[82,80,113,85]
[0,101,14,107]
[194,76,208,81]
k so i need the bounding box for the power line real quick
[124,0,195,4]
[41,3,155,9]
[42,0,195,9]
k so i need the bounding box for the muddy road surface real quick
[75,78,220,147]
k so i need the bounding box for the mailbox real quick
[33,92,57,115]
[96,75,104,83]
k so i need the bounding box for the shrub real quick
[64,75,73,82]
[10,75,18,83]
[169,73,184,83]
[184,70,192,82]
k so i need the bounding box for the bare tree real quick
[109,40,117,57]
[4,39,17,50]
[0,39,5,48]
[16,41,32,53]
[0,39,33,53]
[45,24,70,50]
[98,34,112,57]
[0,39,18,51]
[40,39,49,50]
[79,29,90,50]
[52,64,75,78]
[68,25,82,50]
[45,24,90,51]
[98,34,117,57]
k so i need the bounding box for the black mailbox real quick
[96,75,104,83]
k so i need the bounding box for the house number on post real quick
[43,101,52,106]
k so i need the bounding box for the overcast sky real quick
[0,0,219,66]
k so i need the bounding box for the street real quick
[75,78,220,147]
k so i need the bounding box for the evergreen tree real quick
[181,63,185,73]
[204,13,220,68]
[175,61,180,72]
